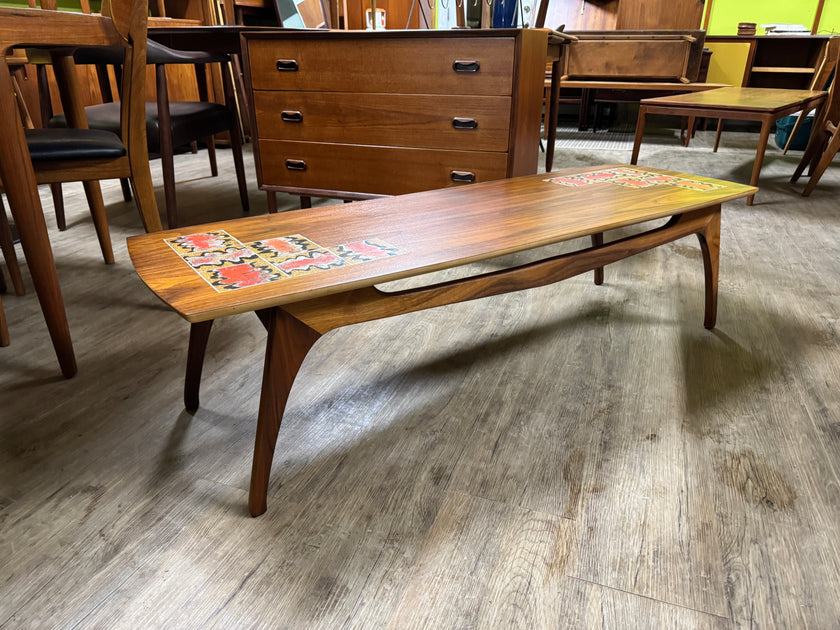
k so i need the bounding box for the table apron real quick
[282,205,721,335]
[640,99,824,122]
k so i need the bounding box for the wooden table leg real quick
[578,88,591,131]
[697,205,720,329]
[0,65,76,378]
[545,59,561,172]
[184,319,214,412]
[590,232,604,285]
[630,105,647,165]
[747,117,773,206]
[249,307,321,517]
[713,118,724,152]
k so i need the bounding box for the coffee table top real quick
[640,86,826,112]
[128,165,755,323]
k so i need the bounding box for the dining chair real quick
[53,36,250,229]
[791,57,840,197]
[782,36,840,154]
[3,0,161,265]
[0,0,161,377]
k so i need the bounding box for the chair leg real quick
[119,178,132,202]
[0,293,9,347]
[713,119,723,152]
[81,181,115,264]
[206,136,218,177]
[0,195,25,295]
[50,183,67,231]
[792,128,826,183]
[156,64,178,229]
[802,129,840,197]
[222,60,249,214]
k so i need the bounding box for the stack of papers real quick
[760,23,810,35]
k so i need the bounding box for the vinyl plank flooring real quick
[2,137,840,628]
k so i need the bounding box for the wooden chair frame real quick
[0,0,162,377]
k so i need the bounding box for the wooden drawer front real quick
[247,38,516,95]
[253,92,512,151]
[259,141,508,196]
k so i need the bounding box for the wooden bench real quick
[128,165,755,516]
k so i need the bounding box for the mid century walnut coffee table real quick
[128,165,755,516]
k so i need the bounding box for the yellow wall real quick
[704,42,751,85]
[706,0,819,35]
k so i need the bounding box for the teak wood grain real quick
[257,141,510,197]
[129,166,754,323]
[246,36,516,95]
[242,29,548,202]
[252,92,512,151]
[129,165,754,515]
[638,86,826,112]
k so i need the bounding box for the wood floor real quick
[1,129,839,629]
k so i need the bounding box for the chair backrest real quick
[2,0,149,152]
[0,0,151,201]
[809,37,840,128]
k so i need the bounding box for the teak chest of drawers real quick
[241,29,549,202]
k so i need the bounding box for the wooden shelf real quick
[751,66,816,74]
[147,16,203,26]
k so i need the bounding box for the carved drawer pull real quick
[281,111,303,122]
[285,159,307,171]
[453,60,480,73]
[451,170,476,183]
[452,117,478,129]
[275,59,299,71]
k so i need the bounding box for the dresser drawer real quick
[253,92,512,151]
[247,38,516,95]
[259,141,509,196]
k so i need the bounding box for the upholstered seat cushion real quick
[50,101,234,154]
[73,39,229,66]
[25,128,126,162]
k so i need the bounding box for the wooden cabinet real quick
[538,0,703,31]
[705,35,829,89]
[242,28,548,200]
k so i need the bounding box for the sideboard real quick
[241,28,549,205]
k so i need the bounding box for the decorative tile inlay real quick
[544,168,725,191]
[166,230,405,292]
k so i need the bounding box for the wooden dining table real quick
[630,87,827,205]
[128,164,755,516]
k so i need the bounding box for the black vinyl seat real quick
[25,128,126,162]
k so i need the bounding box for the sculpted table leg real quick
[184,320,214,412]
[249,307,321,517]
[238,206,723,516]
[696,205,720,329]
